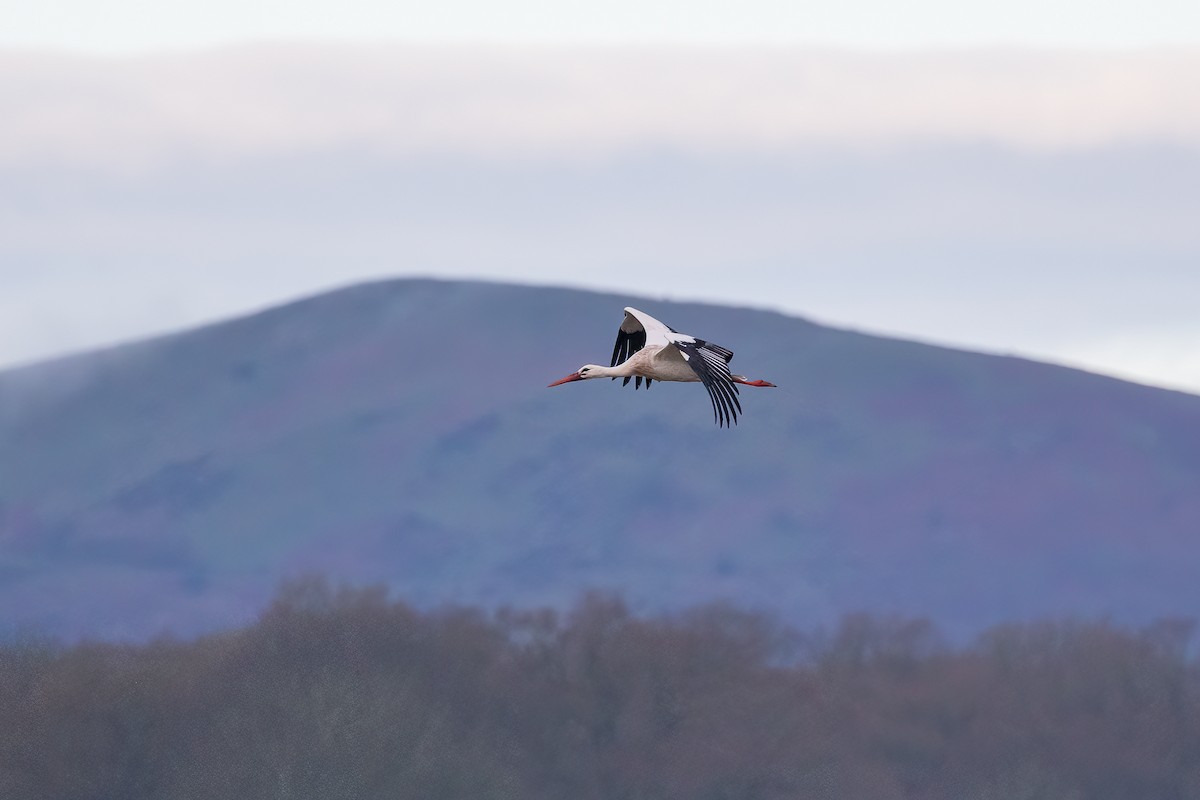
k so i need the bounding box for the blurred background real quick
[3,0,1199,391]
[5,5,1200,797]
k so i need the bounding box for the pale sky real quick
[2,45,1198,394]
[2,0,1199,396]
[3,0,1199,53]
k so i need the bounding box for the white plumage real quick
[548,307,775,427]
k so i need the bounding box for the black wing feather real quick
[675,339,742,428]
[611,318,647,386]
[611,327,646,368]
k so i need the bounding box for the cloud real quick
[1,45,1199,172]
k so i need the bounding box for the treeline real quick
[3,580,1200,800]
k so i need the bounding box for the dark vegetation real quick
[3,580,1200,799]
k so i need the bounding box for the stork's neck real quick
[588,362,636,379]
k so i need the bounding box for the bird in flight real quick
[548,307,775,427]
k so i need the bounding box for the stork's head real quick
[547,364,603,387]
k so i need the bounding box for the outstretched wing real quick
[673,339,742,428]
[611,307,675,390]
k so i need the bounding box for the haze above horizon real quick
[5,0,1199,53]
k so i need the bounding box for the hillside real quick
[2,278,1199,639]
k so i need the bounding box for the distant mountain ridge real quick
[2,278,1199,640]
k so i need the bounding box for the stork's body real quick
[548,307,775,427]
[566,345,696,384]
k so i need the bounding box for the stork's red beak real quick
[547,371,584,387]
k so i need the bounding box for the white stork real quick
[548,307,775,427]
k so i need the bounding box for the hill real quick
[2,278,1199,639]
